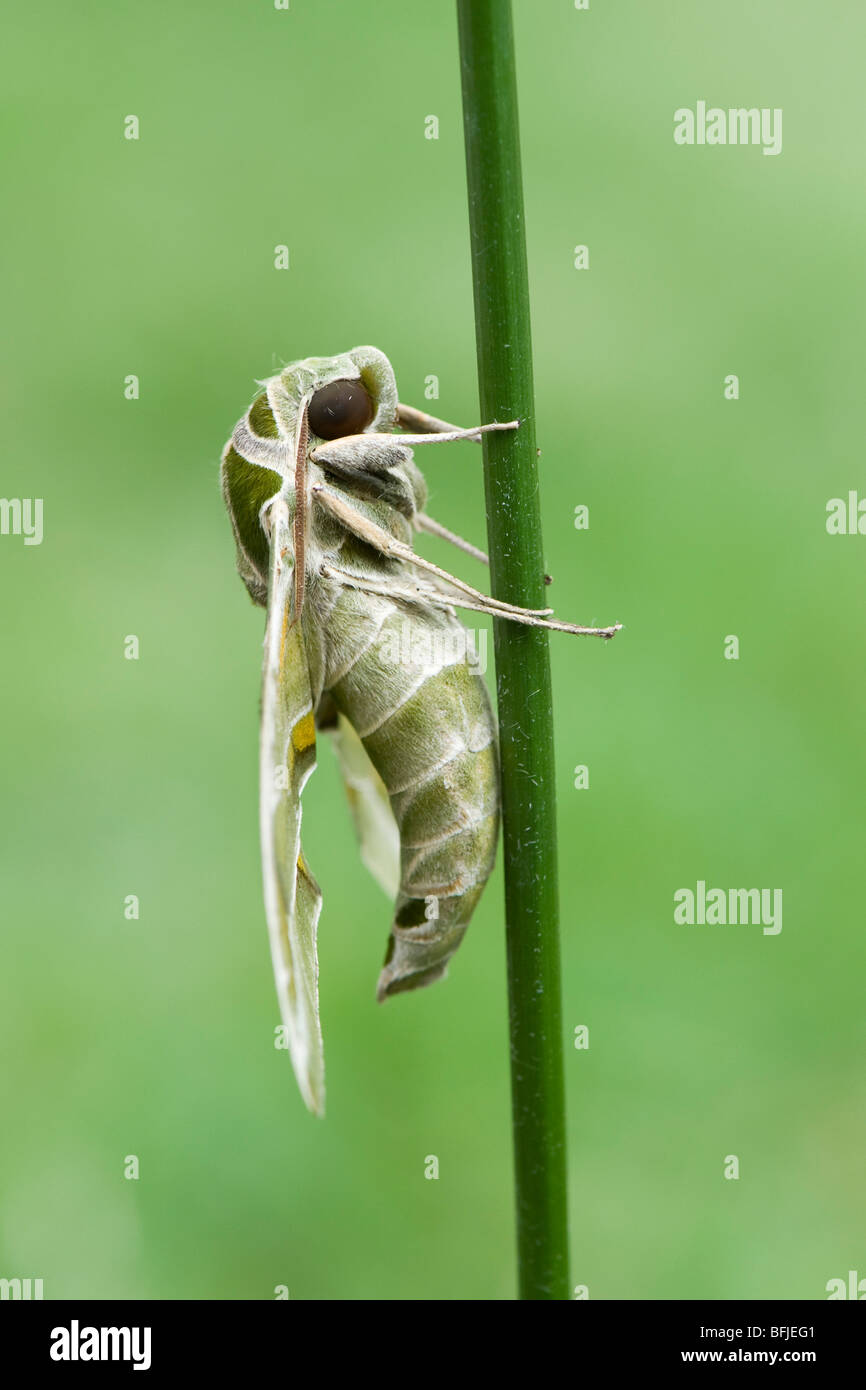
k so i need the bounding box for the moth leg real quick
[396,403,467,436]
[311,419,518,461]
[313,485,621,638]
[320,564,620,637]
[401,412,553,583]
[319,563,458,614]
[313,483,550,614]
[395,403,496,558]
[397,407,552,582]
[414,512,489,566]
[414,592,621,636]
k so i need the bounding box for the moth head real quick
[221,347,401,605]
[273,345,398,442]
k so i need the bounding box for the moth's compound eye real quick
[308,379,375,440]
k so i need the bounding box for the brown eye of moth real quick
[307,379,375,440]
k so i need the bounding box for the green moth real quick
[221,346,619,1114]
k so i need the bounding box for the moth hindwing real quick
[221,345,620,1114]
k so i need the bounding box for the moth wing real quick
[325,711,401,900]
[260,494,325,1115]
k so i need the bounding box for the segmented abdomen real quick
[314,577,499,999]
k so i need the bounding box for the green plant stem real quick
[457,0,569,1301]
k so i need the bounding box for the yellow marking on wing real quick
[297,851,313,879]
[292,712,316,754]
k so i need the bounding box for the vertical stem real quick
[457,0,569,1300]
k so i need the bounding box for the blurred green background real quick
[2,0,864,1300]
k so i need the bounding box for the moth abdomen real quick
[320,592,499,1000]
[379,884,488,999]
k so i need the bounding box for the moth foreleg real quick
[311,420,518,462]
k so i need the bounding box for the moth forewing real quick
[259,491,325,1116]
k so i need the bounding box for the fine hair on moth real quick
[221,346,621,1114]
